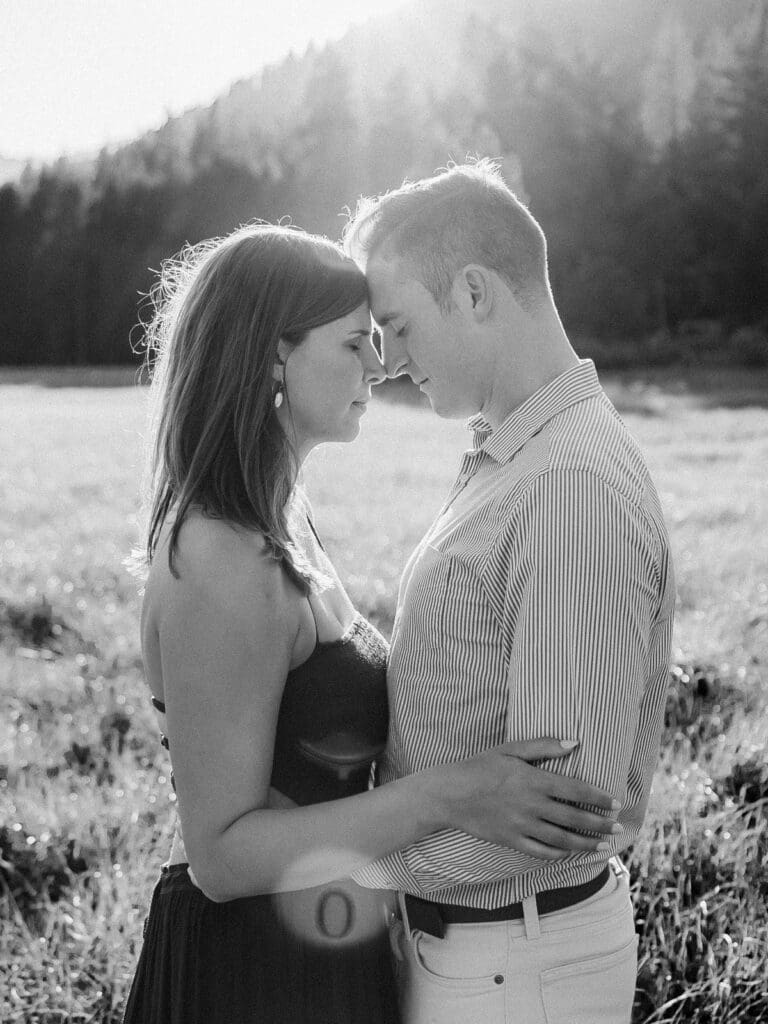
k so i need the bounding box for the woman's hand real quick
[434,738,622,859]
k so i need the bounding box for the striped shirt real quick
[353,360,675,908]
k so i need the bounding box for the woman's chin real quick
[310,423,361,448]
[341,421,362,443]
[339,411,365,442]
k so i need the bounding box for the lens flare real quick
[270,849,394,951]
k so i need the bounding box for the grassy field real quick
[1,371,767,1023]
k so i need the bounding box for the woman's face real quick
[276,303,384,458]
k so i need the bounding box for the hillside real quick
[106,0,766,180]
[2,0,766,366]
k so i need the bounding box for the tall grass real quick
[1,376,766,1022]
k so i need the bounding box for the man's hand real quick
[437,738,622,859]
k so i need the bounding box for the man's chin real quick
[421,386,442,415]
[426,394,470,421]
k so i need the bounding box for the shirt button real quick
[494,974,504,985]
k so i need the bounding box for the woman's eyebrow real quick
[347,327,372,337]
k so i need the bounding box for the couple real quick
[123,162,675,1024]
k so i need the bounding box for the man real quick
[345,161,675,1023]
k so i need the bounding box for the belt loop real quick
[522,894,540,940]
[397,891,413,941]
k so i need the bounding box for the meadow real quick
[1,370,767,1023]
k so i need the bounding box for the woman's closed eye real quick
[347,331,372,353]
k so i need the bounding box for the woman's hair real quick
[139,222,368,593]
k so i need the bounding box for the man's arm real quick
[354,470,662,894]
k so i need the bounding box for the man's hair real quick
[344,159,551,313]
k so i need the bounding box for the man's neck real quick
[480,342,580,431]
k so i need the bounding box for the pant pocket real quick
[411,930,504,991]
[540,934,638,1024]
[399,931,506,1024]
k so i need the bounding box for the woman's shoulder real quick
[147,510,299,615]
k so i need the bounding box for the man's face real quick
[366,253,480,419]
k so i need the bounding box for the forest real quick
[1,2,767,367]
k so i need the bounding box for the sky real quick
[1,0,408,161]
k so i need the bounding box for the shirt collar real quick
[466,360,602,464]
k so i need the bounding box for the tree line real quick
[1,24,766,367]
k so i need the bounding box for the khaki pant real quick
[391,859,637,1024]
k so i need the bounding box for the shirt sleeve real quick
[354,470,662,894]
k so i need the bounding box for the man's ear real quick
[455,265,493,322]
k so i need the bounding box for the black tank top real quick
[270,614,388,805]
[151,614,388,805]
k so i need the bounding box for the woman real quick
[123,223,619,1024]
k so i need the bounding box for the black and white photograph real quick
[1,2,767,1022]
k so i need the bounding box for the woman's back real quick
[141,512,308,700]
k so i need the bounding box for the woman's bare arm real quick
[154,518,619,903]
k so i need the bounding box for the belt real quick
[403,865,610,939]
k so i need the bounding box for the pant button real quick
[494,975,504,985]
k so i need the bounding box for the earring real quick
[274,354,286,408]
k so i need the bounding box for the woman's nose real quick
[362,338,386,385]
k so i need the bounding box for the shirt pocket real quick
[395,544,455,651]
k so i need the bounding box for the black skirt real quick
[123,863,400,1024]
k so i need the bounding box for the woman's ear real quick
[272,339,290,382]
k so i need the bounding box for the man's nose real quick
[362,340,386,386]
[381,332,408,379]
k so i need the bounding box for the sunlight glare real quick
[0,0,408,160]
